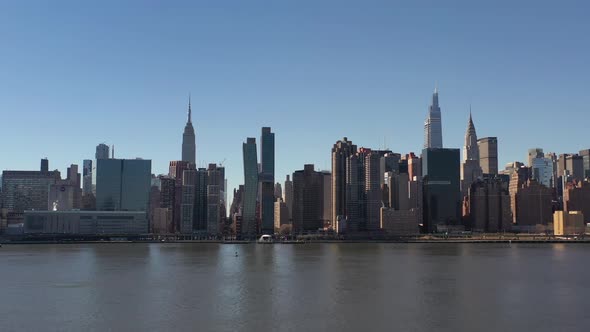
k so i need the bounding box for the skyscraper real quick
[292,165,324,233]
[260,127,275,234]
[331,137,357,230]
[461,112,482,196]
[580,149,590,178]
[93,158,152,212]
[182,97,196,165]
[242,138,258,238]
[284,175,293,221]
[40,158,49,172]
[478,137,498,175]
[527,148,544,167]
[424,88,443,149]
[364,151,381,231]
[422,148,461,232]
[95,144,110,160]
[82,159,93,195]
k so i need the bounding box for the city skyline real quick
[2,1,590,195]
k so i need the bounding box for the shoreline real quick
[2,238,589,245]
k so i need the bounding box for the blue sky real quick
[1,0,589,194]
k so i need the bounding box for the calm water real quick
[1,243,589,332]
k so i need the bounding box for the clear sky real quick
[1,0,589,195]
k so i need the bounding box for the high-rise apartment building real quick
[563,181,590,223]
[527,148,544,167]
[242,138,258,238]
[2,167,60,212]
[331,138,357,232]
[531,157,554,188]
[365,151,381,231]
[478,137,498,175]
[259,127,275,234]
[424,88,443,149]
[206,164,225,235]
[580,149,590,178]
[40,158,49,172]
[82,159,93,195]
[422,148,461,232]
[407,153,421,181]
[292,164,324,233]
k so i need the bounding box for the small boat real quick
[257,235,273,244]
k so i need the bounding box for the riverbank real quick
[2,237,589,245]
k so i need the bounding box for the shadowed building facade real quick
[422,148,461,232]
[292,165,324,233]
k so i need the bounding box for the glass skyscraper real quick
[260,127,275,234]
[242,138,258,238]
[93,159,151,212]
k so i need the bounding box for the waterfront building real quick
[182,97,196,165]
[465,177,511,232]
[207,164,225,235]
[553,211,585,235]
[152,207,172,234]
[259,127,275,235]
[513,179,553,229]
[321,171,332,229]
[478,137,498,175]
[331,137,357,232]
[424,87,443,149]
[292,164,324,233]
[92,158,151,212]
[563,181,590,223]
[242,138,259,238]
[380,208,420,235]
[365,151,381,231]
[24,210,148,235]
[193,168,208,232]
[422,148,461,232]
[2,165,61,212]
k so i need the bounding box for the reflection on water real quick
[1,243,589,332]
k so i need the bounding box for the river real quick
[1,243,588,331]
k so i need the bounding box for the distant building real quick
[152,208,172,234]
[24,210,148,235]
[407,153,421,181]
[292,165,324,233]
[180,169,196,234]
[2,167,61,212]
[260,127,275,235]
[331,138,357,232]
[40,158,49,172]
[563,181,590,223]
[207,164,225,235]
[461,112,482,197]
[92,158,151,212]
[465,177,511,232]
[169,160,192,233]
[531,157,554,188]
[478,137,498,175]
[274,198,289,232]
[283,175,293,221]
[365,151,381,231]
[242,138,258,238]
[580,149,590,178]
[321,171,332,229]
[513,179,553,228]
[424,88,443,149]
[274,182,282,200]
[380,208,420,235]
[182,98,196,165]
[527,148,544,167]
[553,211,585,236]
[422,148,461,232]
[82,159,93,195]
[95,144,110,160]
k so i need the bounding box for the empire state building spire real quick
[182,96,196,165]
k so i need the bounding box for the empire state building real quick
[424,87,443,149]
[182,97,196,165]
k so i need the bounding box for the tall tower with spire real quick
[182,96,196,165]
[424,87,443,149]
[463,108,479,162]
[461,108,482,197]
